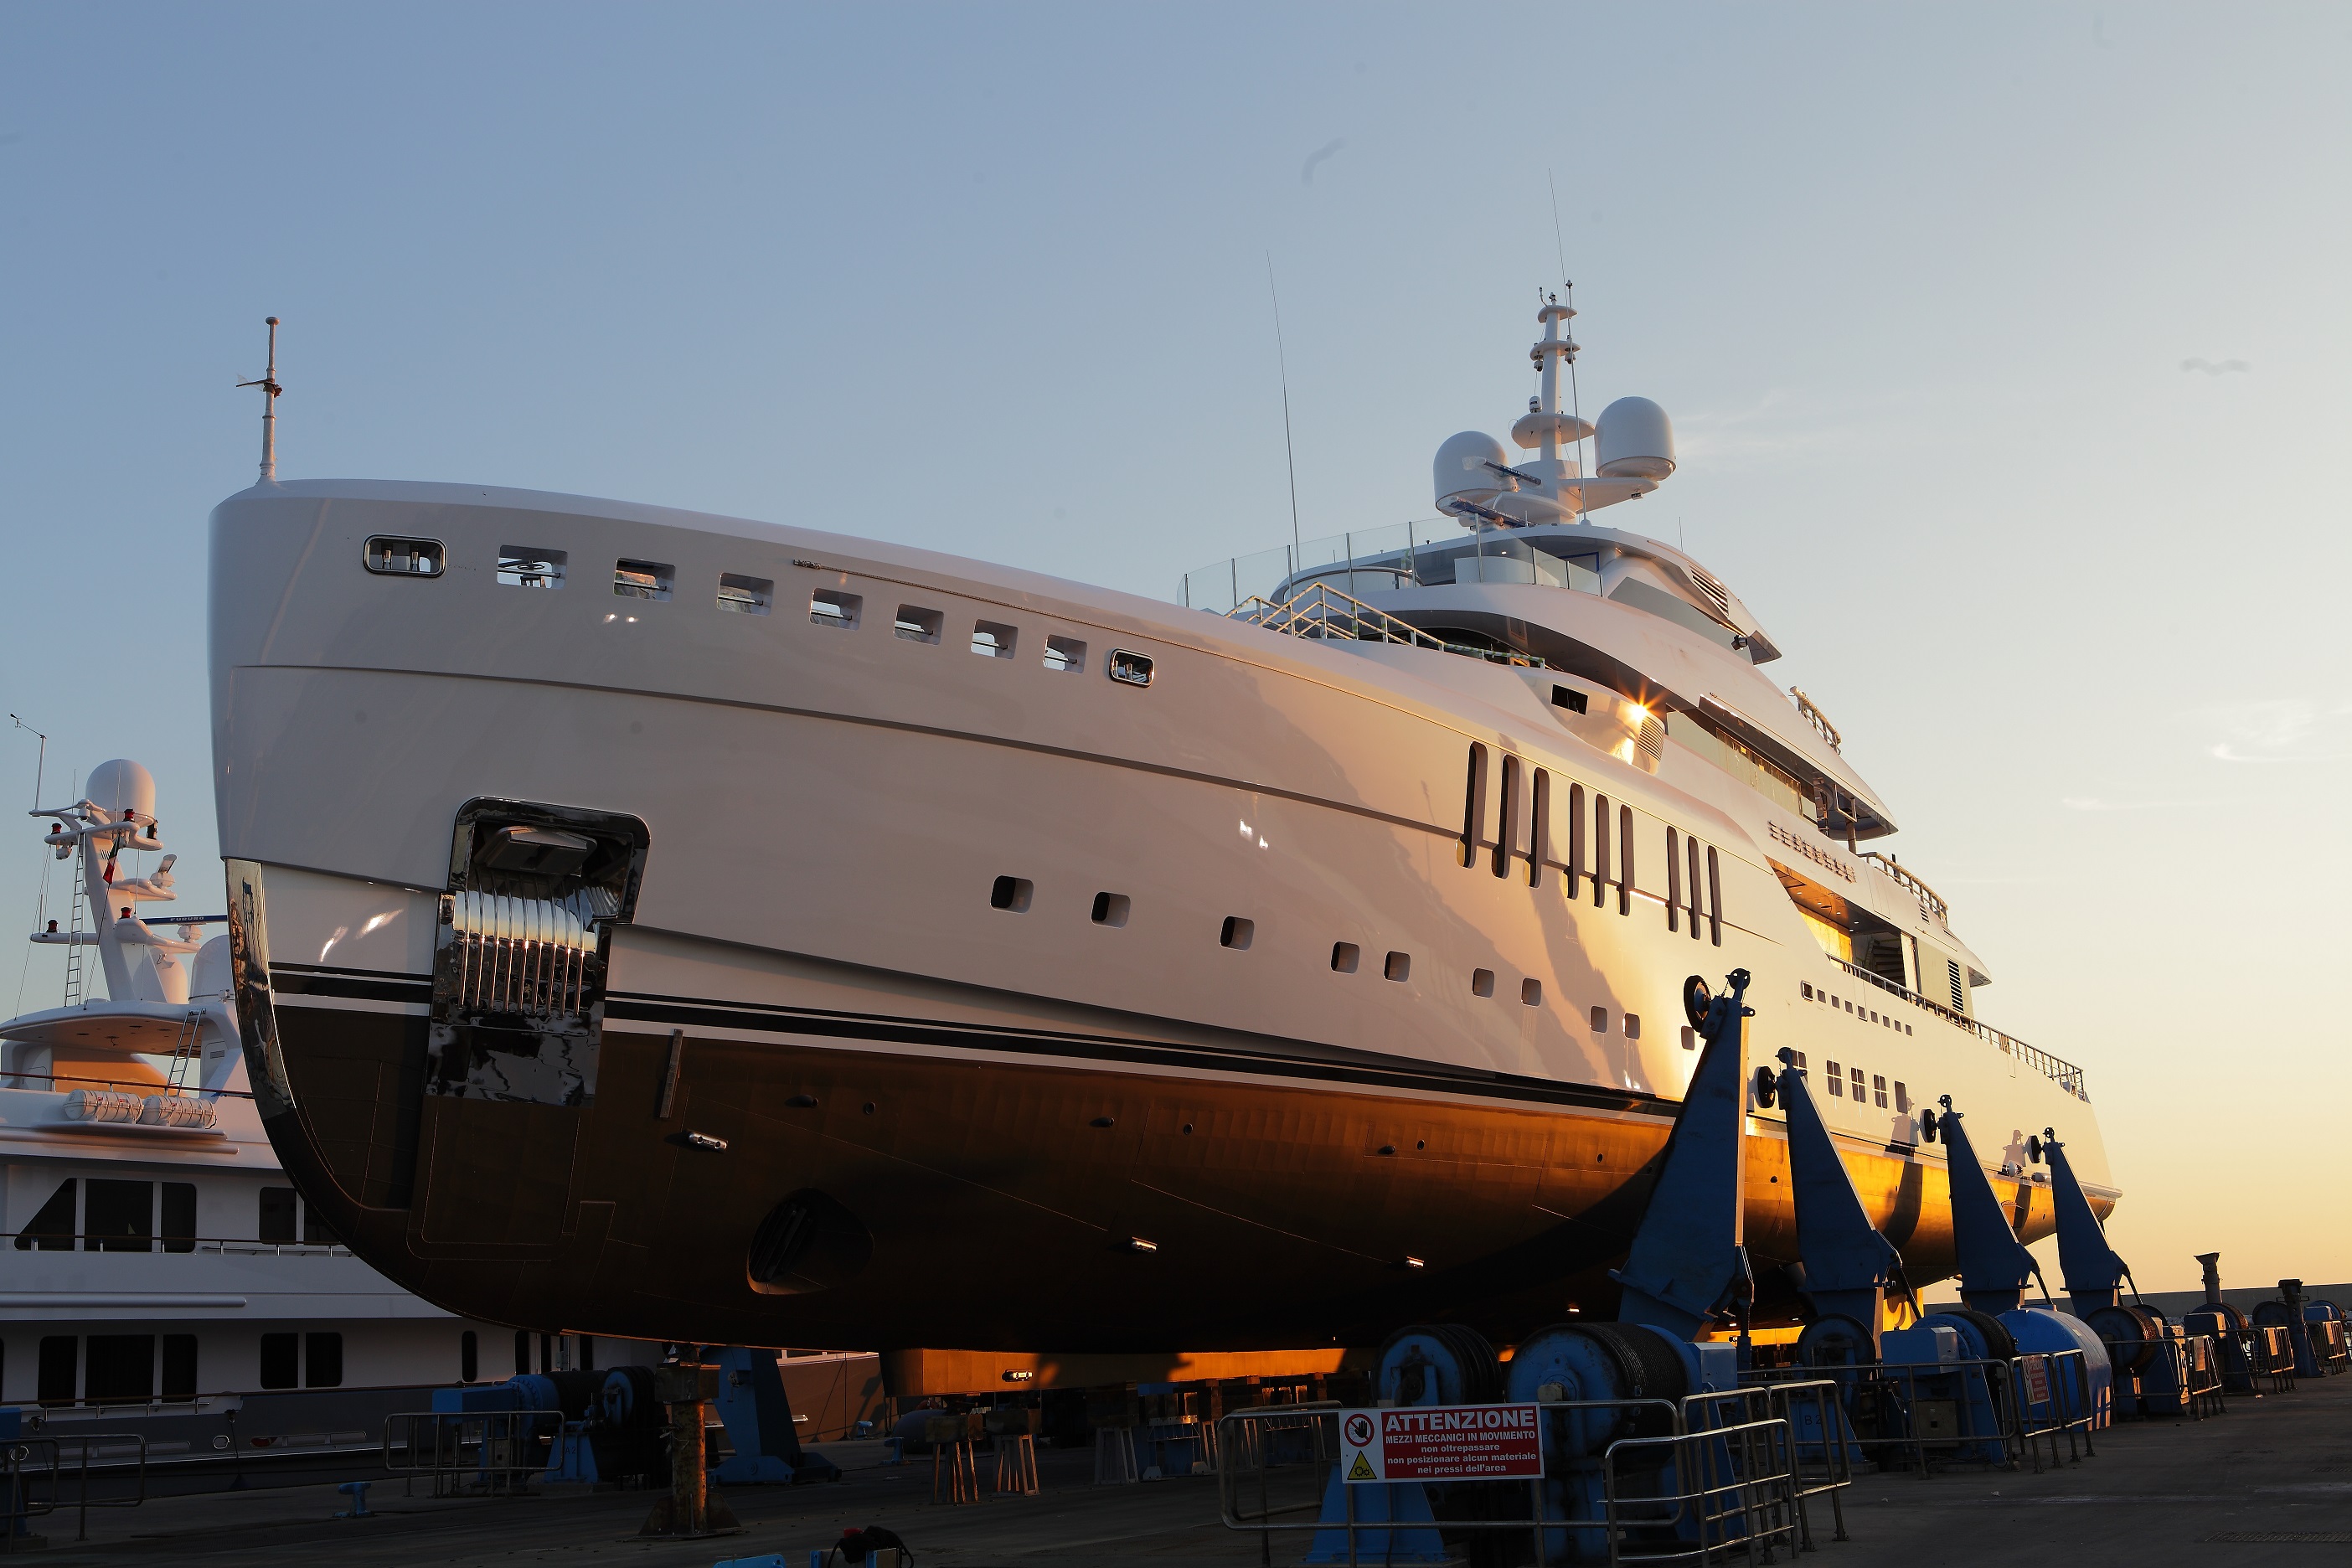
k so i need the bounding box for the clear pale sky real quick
[3,5,2344,1294]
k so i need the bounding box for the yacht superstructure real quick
[0,761,521,1466]
[204,301,2112,1359]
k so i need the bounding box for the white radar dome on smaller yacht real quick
[1433,431,1513,512]
[83,760,157,822]
[1595,397,1677,480]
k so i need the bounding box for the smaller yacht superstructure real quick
[0,760,521,1473]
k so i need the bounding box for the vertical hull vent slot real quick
[428,800,649,1109]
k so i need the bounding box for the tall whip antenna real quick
[1545,173,1591,520]
[237,316,283,483]
[9,714,49,1018]
[1266,255,1303,565]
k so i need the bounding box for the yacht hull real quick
[209,479,2112,1354]
[245,925,1994,1351]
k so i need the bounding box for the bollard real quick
[335,1479,373,1519]
[637,1364,740,1538]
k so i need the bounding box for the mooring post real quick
[641,1361,729,1537]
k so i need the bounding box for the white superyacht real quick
[203,300,2110,1361]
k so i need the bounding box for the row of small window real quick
[808,589,1155,685]
[1782,1050,1908,1112]
[991,875,1670,1029]
[1801,982,1916,1037]
[1460,745,1725,945]
[8,1179,334,1251]
[363,537,1160,683]
[9,1332,343,1405]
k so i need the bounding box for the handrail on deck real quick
[1787,687,1843,752]
[1234,581,1550,668]
[1828,957,2088,1101]
[1857,851,1950,926]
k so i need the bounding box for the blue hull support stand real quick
[1301,1466,1449,1565]
[1934,1100,2045,1315]
[709,1347,842,1485]
[1771,1050,1910,1357]
[2045,1133,2131,1317]
[1612,971,1756,1343]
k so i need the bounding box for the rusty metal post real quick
[640,1363,734,1538]
[669,1394,706,1533]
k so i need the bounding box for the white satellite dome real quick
[1432,431,1513,512]
[84,760,157,822]
[1595,397,1676,480]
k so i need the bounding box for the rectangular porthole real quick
[895,606,943,642]
[1873,1074,1888,1108]
[1090,891,1130,927]
[1802,983,1814,1000]
[614,559,673,600]
[1680,1025,1697,1050]
[498,546,565,588]
[1625,1014,1641,1040]
[1894,1081,1910,1114]
[1590,1006,1608,1034]
[1550,685,1588,714]
[1044,635,1086,673]
[989,876,1033,912]
[1383,951,1411,982]
[1471,968,1496,998]
[972,621,1017,658]
[362,535,445,577]
[1220,916,1254,950]
[1331,941,1360,973]
[809,589,862,628]
[717,574,773,614]
[1850,1067,1865,1099]
[1520,977,1542,1007]
[1108,648,1154,687]
[1827,1061,1844,1096]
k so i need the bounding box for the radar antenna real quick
[236,316,283,483]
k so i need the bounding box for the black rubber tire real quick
[1434,1324,1503,1403]
[1377,1323,1501,1405]
[1684,975,1713,1031]
[1947,1308,2018,1363]
[1578,1323,1689,1436]
[2091,1304,2164,1372]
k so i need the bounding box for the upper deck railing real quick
[1184,518,1604,614]
[1232,582,1550,668]
[1858,853,1950,926]
[1829,957,2087,1101]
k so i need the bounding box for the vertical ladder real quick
[60,839,89,1010]
[166,1010,204,1096]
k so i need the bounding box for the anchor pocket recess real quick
[428,800,649,1108]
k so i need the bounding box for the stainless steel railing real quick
[1828,957,2089,1101]
[1232,581,1550,669]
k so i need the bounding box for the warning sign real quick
[2021,1357,2051,1405]
[1337,1404,1545,1483]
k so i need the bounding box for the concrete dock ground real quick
[20,1374,2349,1567]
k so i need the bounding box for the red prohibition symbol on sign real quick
[1344,1413,1376,1448]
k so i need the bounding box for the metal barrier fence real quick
[2103,1333,2226,1420]
[1744,1349,2098,1476]
[1215,1400,1802,1568]
[1602,1417,1798,1565]
[2,1433,146,1550]
[383,1411,560,1498]
[1691,1380,1851,1548]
